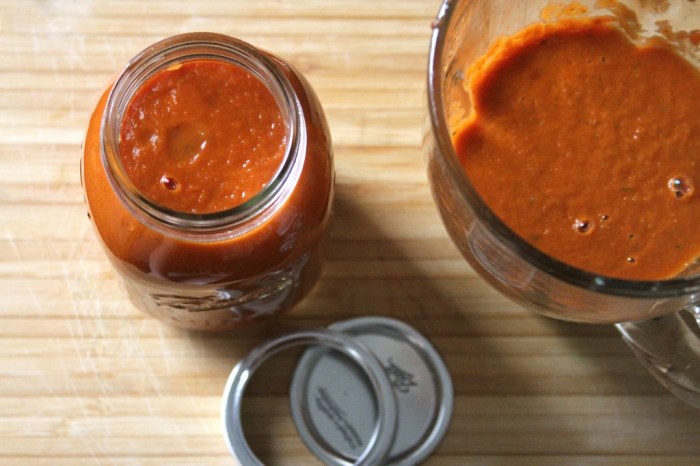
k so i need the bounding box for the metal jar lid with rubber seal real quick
[221,317,453,465]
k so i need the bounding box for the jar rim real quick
[427,1,700,298]
[100,32,305,239]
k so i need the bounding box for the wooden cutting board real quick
[1,0,699,464]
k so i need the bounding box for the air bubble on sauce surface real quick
[573,218,593,234]
[160,174,179,191]
[668,176,694,199]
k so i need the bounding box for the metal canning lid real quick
[221,329,399,466]
[290,317,453,465]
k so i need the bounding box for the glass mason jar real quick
[82,33,334,331]
[425,0,700,406]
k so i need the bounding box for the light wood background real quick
[2,0,700,464]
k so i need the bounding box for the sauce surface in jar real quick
[455,18,700,281]
[119,60,286,214]
[82,34,333,330]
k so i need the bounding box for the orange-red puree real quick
[120,60,286,213]
[456,18,700,281]
[83,50,333,330]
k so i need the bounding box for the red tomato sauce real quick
[83,53,333,329]
[455,18,700,281]
[119,60,286,214]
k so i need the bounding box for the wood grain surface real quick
[1,0,699,464]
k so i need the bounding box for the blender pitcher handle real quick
[616,309,700,407]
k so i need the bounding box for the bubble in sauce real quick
[668,176,693,199]
[572,218,593,234]
[160,174,179,191]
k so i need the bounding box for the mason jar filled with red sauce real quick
[82,33,334,331]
